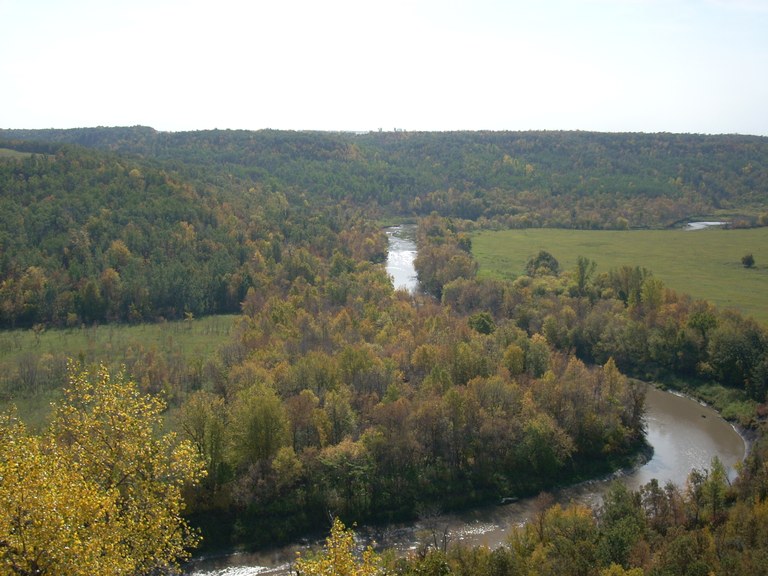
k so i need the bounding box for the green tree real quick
[573,255,597,296]
[526,333,552,378]
[526,250,560,277]
[741,253,755,268]
[468,311,496,334]
[179,390,229,494]
[503,343,526,376]
[521,412,574,477]
[597,482,646,568]
[228,384,289,467]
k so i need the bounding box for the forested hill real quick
[3,127,768,228]
[0,141,387,328]
[2,127,767,328]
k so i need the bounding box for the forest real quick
[1,127,768,575]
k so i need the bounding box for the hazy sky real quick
[2,0,767,135]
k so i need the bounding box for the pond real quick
[684,221,726,230]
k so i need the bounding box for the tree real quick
[0,411,127,576]
[509,503,598,576]
[468,311,496,334]
[526,250,560,277]
[741,253,755,268]
[503,343,526,376]
[600,565,644,576]
[179,390,229,494]
[573,255,597,296]
[597,482,646,568]
[526,333,552,378]
[228,384,289,467]
[294,517,380,576]
[521,412,574,477]
[0,363,205,576]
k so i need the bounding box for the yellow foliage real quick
[0,411,129,575]
[601,563,645,576]
[294,517,380,576]
[0,363,205,576]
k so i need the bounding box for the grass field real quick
[473,226,768,324]
[0,314,234,368]
[0,147,32,160]
[0,315,236,424]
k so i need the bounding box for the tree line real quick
[415,215,768,406]
[306,444,768,576]
[167,213,765,548]
[0,144,386,328]
[175,239,646,547]
[4,127,768,229]
[2,128,767,329]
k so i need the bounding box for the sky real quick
[2,0,768,135]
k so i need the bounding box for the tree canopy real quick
[0,364,204,576]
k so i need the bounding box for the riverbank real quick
[183,382,746,575]
[654,378,759,460]
[186,432,651,556]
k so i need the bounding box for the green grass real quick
[0,147,32,160]
[0,315,236,425]
[0,315,234,369]
[473,226,768,324]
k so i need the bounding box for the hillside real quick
[0,143,388,328]
[3,127,768,228]
[2,128,767,329]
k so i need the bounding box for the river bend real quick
[183,227,746,575]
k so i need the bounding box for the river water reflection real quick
[184,229,746,576]
[385,225,419,292]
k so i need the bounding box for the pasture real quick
[473,226,768,324]
[0,147,32,160]
[0,315,236,425]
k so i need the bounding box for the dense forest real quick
[2,128,768,329]
[3,127,768,227]
[1,128,768,575]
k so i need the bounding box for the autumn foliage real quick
[0,364,204,576]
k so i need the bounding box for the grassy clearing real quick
[473,226,768,324]
[0,147,32,160]
[0,315,236,425]
[687,383,758,427]
[0,315,234,369]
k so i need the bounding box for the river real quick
[183,228,746,576]
[385,224,419,292]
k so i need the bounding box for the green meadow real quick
[0,315,236,424]
[473,226,768,324]
[0,147,32,160]
[0,314,234,368]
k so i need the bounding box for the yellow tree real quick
[294,517,380,576]
[0,363,205,576]
[0,411,129,576]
